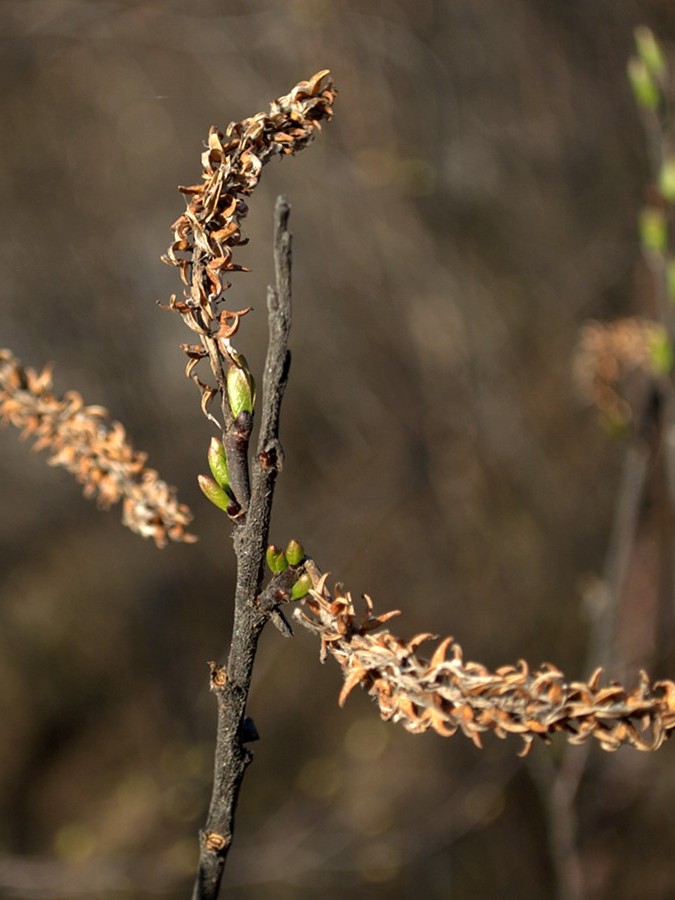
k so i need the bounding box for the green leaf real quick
[627,57,660,110]
[666,258,675,300]
[635,26,666,79]
[649,331,673,375]
[639,206,667,255]
[659,157,675,204]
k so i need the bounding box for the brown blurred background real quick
[2,1,675,897]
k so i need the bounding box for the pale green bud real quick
[227,355,256,418]
[290,573,312,601]
[628,57,659,110]
[285,539,305,567]
[207,437,230,490]
[197,474,232,513]
[659,157,675,204]
[639,206,667,255]
[648,330,673,375]
[667,258,675,300]
[266,545,289,574]
[635,26,666,79]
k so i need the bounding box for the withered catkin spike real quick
[161,71,335,419]
[573,317,670,427]
[0,349,196,548]
[294,564,675,755]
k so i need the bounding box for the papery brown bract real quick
[161,71,335,428]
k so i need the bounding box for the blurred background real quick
[2,1,675,897]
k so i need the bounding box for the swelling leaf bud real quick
[290,573,312,601]
[659,157,675,204]
[635,26,666,79]
[285,539,305,567]
[208,437,231,490]
[667,259,675,300]
[227,354,256,418]
[640,206,667,255]
[266,544,289,574]
[198,474,232,513]
[628,57,660,110]
[649,331,673,375]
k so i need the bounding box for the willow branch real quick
[192,198,293,900]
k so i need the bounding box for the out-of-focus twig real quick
[533,29,675,899]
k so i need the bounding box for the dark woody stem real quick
[192,196,293,900]
[223,413,252,516]
[196,283,252,517]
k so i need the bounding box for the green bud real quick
[602,411,630,440]
[266,545,289,574]
[207,437,230,490]
[627,57,659,110]
[649,330,673,375]
[635,26,666,79]
[198,474,231,513]
[285,539,305,567]
[290,573,312,601]
[226,354,256,418]
[667,258,675,300]
[639,206,667,255]
[659,157,675,204]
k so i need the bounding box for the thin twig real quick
[528,426,651,896]
[192,198,294,900]
[531,34,675,898]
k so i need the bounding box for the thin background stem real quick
[529,34,675,900]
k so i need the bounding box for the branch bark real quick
[192,196,293,900]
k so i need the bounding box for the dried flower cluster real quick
[574,317,671,427]
[162,71,335,417]
[295,564,675,755]
[0,349,195,548]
